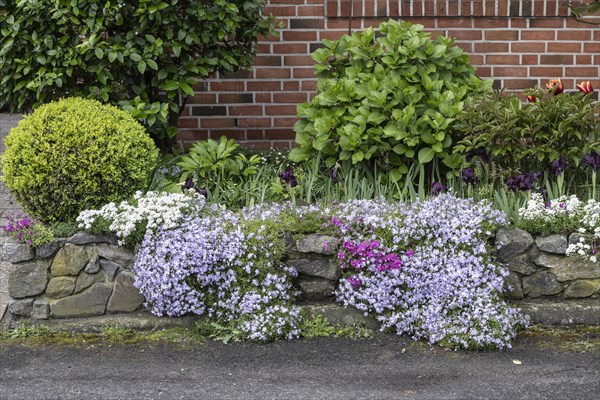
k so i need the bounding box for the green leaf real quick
[108,51,118,63]
[137,61,147,74]
[130,53,142,62]
[418,147,435,164]
[179,82,194,96]
[95,48,104,59]
[146,59,158,70]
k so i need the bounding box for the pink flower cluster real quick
[338,239,402,274]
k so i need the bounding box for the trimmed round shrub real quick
[2,97,158,223]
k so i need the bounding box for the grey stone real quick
[297,277,335,300]
[46,276,76,298]
[8,298,34,317]
[302,303,379,330]
[107,271,145,313]
[8,261,49,298]
[75,271,106,293]
[8,244,34,263]
[503,271,524,300]
[51,243,90,276]
[100,259,121,281]
[36,239,65,259]
[495,228,534,262]
[534,253,600,282]
[84,254,100,274]
[91,244,135,269]
[535,235,568,255]
[515,299,600,325]
[564,280,600,298]
[522,271,562,298]
[568,232,586,247]
[69,232,117,245]
[506,254,537,275]
[32,299,50,319]
[49,283,113,318]
[295,234,338,255]
[2,238,20,262]
[287,258,341,281]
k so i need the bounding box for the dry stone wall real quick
[5,229,599,321]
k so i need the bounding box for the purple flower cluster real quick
[2,214,45,245]
[134,210,301,341]
[506,172,541,192]
[338,239,402,273]
[332,194,525,350]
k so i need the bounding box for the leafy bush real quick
[453,85,600,173]
[290,19,490,182]
[0,0,274,148]
[2,97,158,223]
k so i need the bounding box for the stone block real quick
[84,255,100,274]
[287,258,341,281]
[69,232,117,245]
[535,235,567,255]
[46,276,76,298]
[49,283,113,318]
[8,261,49,299]
[100,259,121,281]
[297,277,336,301]
[75,271,106,293]
[503,271,524,300]
[495,228,534,262]
[107,271,145,313]
[32,299,50,319]
[295,234,338,255]
[564,280,600,298]
[51,243,90,276]
[90,244,135,269]
[8,298,34,317]
[36,239,65,259]
[522,271,562,298]
[506,254,537,275]
[534,253,600,282]
[8,244,34,263]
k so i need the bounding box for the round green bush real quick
[2,97,159,223]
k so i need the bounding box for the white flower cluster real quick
[518,193,582,223]
[565,199,600,263]
[76,190,206,243]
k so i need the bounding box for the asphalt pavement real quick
[1,333,598,400]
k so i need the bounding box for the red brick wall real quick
[176,0,600,149]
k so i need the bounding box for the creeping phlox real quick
[332,194,525,350]
[134,208,301,342]
[76,190,206,245]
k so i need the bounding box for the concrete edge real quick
[510,299,600,326]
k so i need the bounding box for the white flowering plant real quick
[76,190,207,247]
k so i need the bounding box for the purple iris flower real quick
[461,168,479,184]
[181,175,207,197]
[279,167,298,188]
[431,182,447,196]
[506,172,541,192]
[331,165,340,184]
[550,157,570,176]
[583,152,600,172]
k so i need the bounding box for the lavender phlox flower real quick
[550,157,570,176]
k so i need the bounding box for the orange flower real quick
[576,81,593,95]
[526,95,537,102]
[546,78,564,95]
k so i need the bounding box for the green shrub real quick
[2,97,158,223]
[453,87,600,173]
[289,19,490,182]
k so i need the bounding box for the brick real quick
[474,42,509,53]
[189,93,216,104]
[273,92,308,103]
[521,55,539,65]
[326,19,362,30]
[219,69,251,80]
[236,118,272,128]
[247,81,282,91]
[504,79,539,90]
[319,30,348,41]
[255,68,291,79]
[557,30,593,41]
[565,67,600,77]
[529,67,565,77]
[255,93,272,103]
[290,19,324,29]
[297,5,325,18]
[292,68,316,79]
[301,81,317,91]
[283,81,301,91]
[273,43,308,53]
[264,129,296,140]
[511,42,546,53]
[176,130,208,141]
[437,18,473,28]
[219,93,254,104]
[529,19,564,28]
[454,42,473,53]
[229,106,263,116]
[253,56,282,66]
[521,30,555,40]
[177,118,199,129]
[540,54,574,65]
[246,130,265,140]
[191,106,227,116]
[273,117,297,127]
[486,55,520,65]
[583,43,600,53]
[469,55,485,65]
[283,31,318,41]
[284,55,315,66]
[547,42,583,53]
[265,105,298,115]
[493,67,528,77]
[200,118,237,129]
[210,81,245,91]
[576,55,593,64]
[485,30,519,41]
[474,18,509,28]
[476,67,492,77]
[447,30,483,40]
[510,18,528,28]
